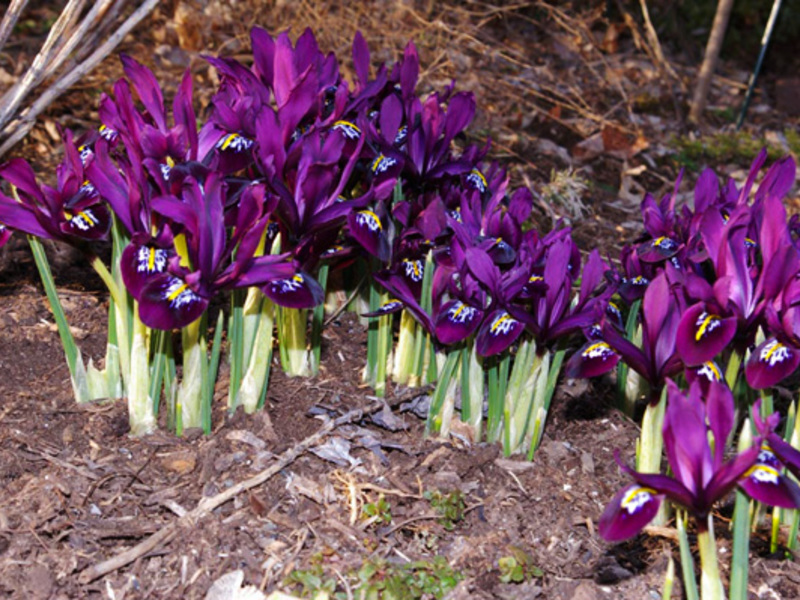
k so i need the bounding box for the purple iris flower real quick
[743,282,800,389]
[635,173,686,266]
[677,184,800,367]
[96,56,198,189]
[599,380,799,541]
[0,130,111,243]
[600,267,685,399]
[137,174,294,329]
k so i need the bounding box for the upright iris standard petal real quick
[348,209,390,262]
[565,340,619,378]
[675,302,737,366]
[475,309,524,356]
[745,338,800,389]
[598,484,663,542]
[738,444,800,509]
[262,271,324,309]
[435,299,484,345]
[139,273,208,330]
[121,241,171,300]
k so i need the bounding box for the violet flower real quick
[0,131,111,243]
[138,174,293,329]
[599,380,797,542]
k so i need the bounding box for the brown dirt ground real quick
[2,1,800,599]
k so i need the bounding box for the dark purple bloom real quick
[601,268,685,398]
[0,131,111,243]
[599,380,784,541]
[138,175,294,329]
[675,301,737,367]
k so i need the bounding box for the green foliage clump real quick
[362,495,392,527]
[498,547,543,584]
[284,556,462,600]
[356,557,462,600]
[424,490,466,531]
[670,130,800,172]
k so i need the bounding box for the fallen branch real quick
[78,388,430,584]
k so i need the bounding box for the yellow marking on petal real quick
[333,120,360,133]
[490,313,513,333]
[765,341,786,362]
[695,313,719,342]
[292,274,304,283]
[167,282,189,301]
[744,464,780,480]
[147,248,156,272]
[220,133,238,150]
[582,342,611,357]
[360,210,382,230]
[705,361,721,380]
[452,304,465,319]
[469,169,487,187]
[166,156,175,168]
[621,486,656,511]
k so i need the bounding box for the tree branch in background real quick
[689,0,735,124]
[0,0,29,53]
[0,0,159,159]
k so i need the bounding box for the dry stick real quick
[688,0,735,124]
[0,0,159,159]
[79,395,411,584]
[43,0,116,82]
[0,0,86,131]
[0,0,30,54]
[637,0,679,82]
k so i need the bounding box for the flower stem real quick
[27,236,89,403]
[237,297,275,414]
[637,385,668,525]
[677,511,699,600]
[697,514,725,600]
[128,303,155,436]
[178,317,207,431]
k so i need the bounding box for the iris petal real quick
[745,338,800,389]
[121,242,171,301]
[60,203,111,241]
[475,309,524,356]
[139,273,208,330]
[598,484,663,542]
[676,303,737,366]
[348,209,390,262]
[435,299,484,345]
[738,445,800,509]
[565,340,619,378]
[262,271,324,309]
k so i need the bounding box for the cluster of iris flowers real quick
[2,28,800,598]
[563,152,800,599]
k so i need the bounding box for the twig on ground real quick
[637,0,680,83]
[78,387,430,584]
[323,277,365,327]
